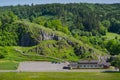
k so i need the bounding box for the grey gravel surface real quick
[17,61,68,72]
[0,61,118,72]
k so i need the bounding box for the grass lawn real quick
[0,61,18,70]
[0,72,120,80]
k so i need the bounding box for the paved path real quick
[0,70,18,72]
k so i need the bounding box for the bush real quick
[0,53,5,59]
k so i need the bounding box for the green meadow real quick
[0,61,18,70]
[0,72,120,80]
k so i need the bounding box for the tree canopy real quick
[111,55,120,72]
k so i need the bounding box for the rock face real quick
[19,30,63,46]
[35,30,64,42]
[41,30,64,41]
[18,25,99,60]
[19,29,94,55]
[41,32,62,41]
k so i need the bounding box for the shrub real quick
[0,53,5,59]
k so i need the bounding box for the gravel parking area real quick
[17,61,118,72]
[17,61,68,72]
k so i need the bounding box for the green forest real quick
[0,3,120,61]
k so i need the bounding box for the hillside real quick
[104,32,120,40]
[1,3,120,35]
[0,20,106,61]
[0,3,120,62]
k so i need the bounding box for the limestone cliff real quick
[16,21,106,61]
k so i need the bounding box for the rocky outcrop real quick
[19,30,63,46]
[40,30,62,41]
[19,29,96,58]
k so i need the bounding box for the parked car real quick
[63,66,71,70]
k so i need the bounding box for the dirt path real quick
[15,48,65,62]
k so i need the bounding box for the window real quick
[91,65,93,67]
[99,65,102,67]
[84,65,86,67]
[95,65,97,67]
[87,65,89,67]
[80,65,82,67]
